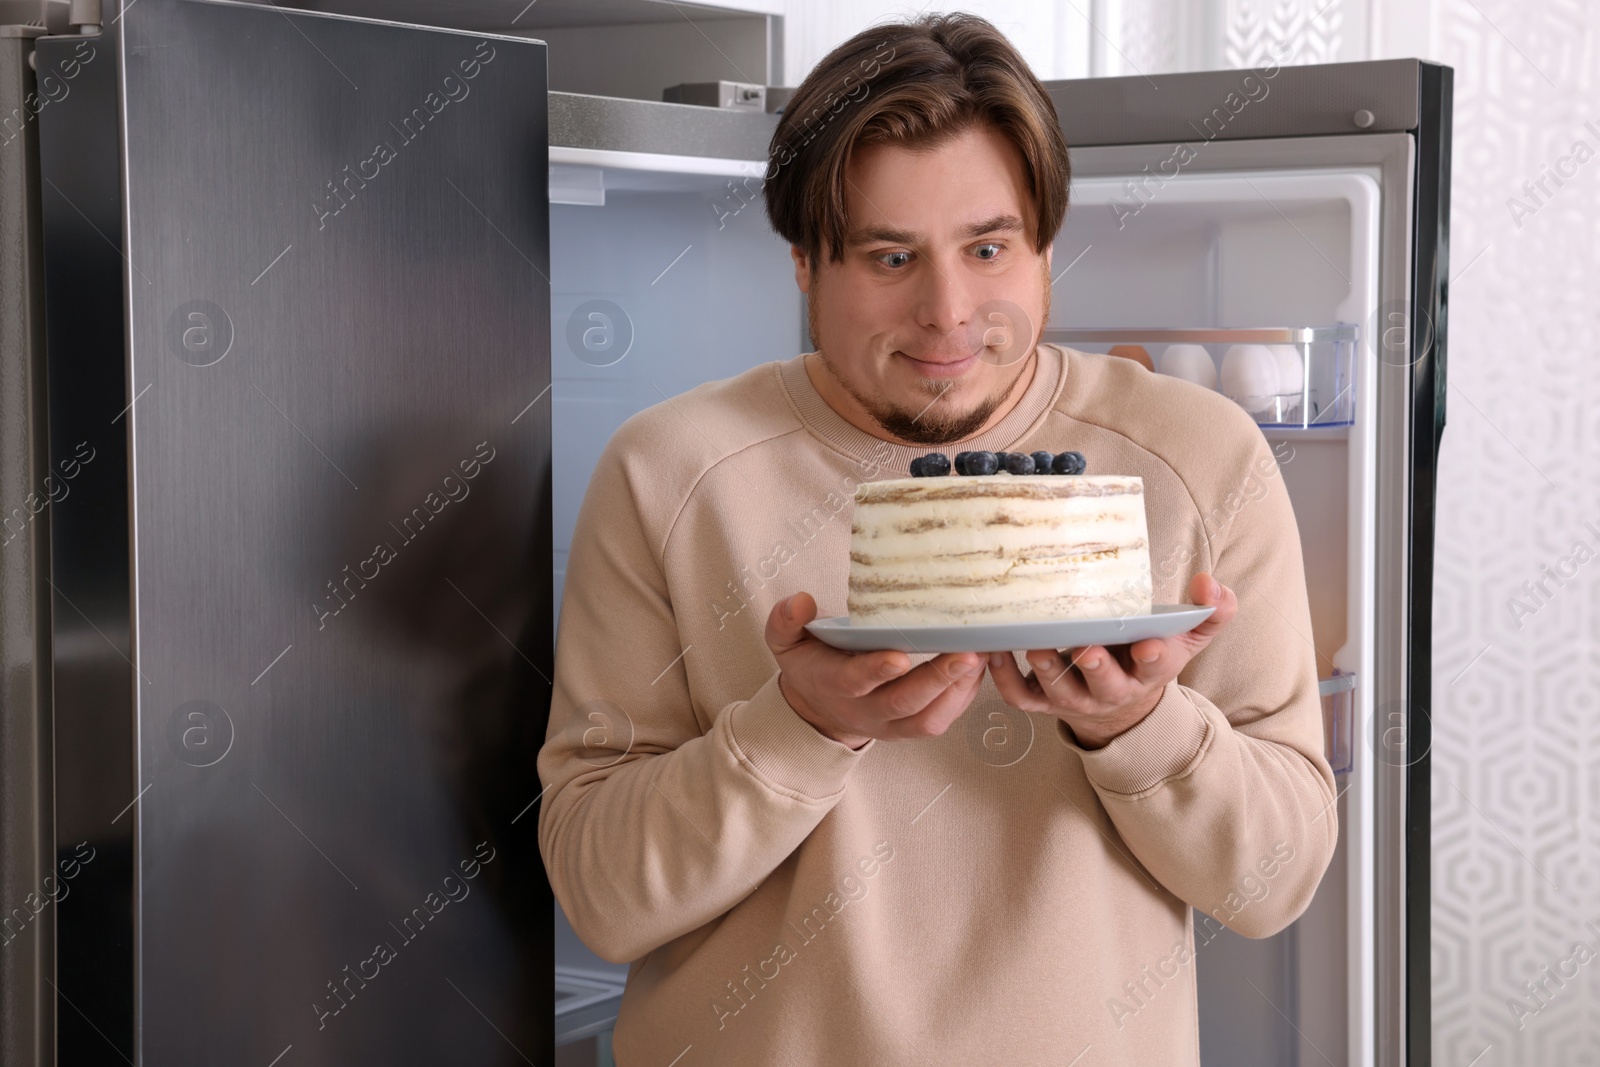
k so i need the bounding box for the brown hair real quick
[762,13,1070,266]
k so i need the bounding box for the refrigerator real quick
[543,58,1449,1067]
[0,1,554,1064]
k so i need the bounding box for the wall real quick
[781,0,1377,86]
[783,0,1093,82]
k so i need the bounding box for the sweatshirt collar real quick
[777,344,1068,476]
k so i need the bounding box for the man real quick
[538,13,1335,1064]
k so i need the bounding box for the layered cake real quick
[847,451,1152,626]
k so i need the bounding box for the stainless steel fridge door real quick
[36,2,554,1063]
[0,30,58,1067]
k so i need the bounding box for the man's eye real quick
[974,243,1002,261]
[878,251,911,269]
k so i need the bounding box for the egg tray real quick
[1042,325,1358,430]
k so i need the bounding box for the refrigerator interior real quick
[549,156,800,1042]
[549,162,800,628]
[548,155,1386,1065]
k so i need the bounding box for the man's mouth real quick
[896,347,983,379]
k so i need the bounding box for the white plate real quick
[804,604,1216,653]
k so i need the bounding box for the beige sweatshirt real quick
[538,343,1337,1066]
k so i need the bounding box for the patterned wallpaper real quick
[1092,0,1366,76]
[1218,0,1356,67]
[1107,0,1192,77]
[1424,2,1600,1064]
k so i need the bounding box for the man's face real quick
[793,123,1053,444]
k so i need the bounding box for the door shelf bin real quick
[1319,670,1356,776]
[1043,325,1357,430]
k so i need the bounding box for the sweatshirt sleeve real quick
[1056,426,1338,939]
[537,435,873,965]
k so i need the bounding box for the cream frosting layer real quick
[847,474,1153,625]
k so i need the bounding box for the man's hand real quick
[766,592,986,749]
[987,573,1238,749]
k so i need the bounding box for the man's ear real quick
[791,244,812,294]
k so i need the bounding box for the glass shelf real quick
[1042,324,1358,430]
[555,965,627,1047]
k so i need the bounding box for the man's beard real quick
[817,354,1015,444]
[807,262,1051,446]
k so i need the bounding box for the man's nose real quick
[911,258,973,337]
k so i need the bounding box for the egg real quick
[1157,344,1216,389]
[1107,344,1153,371]
[1220,345,1279,413]
[1267,344,1305,395]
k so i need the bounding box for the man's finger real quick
[885,665,985,738]
[1125,636,1178,687]
[873,653,982,720]
[988,652,1050,714]
[763,592,818,655]
[924,651,989,686]
[1025,647,1089,707]
[1185,573,1239,643]
[834,648,913,697]
[1070,645,1137,705]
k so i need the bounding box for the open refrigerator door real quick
[1041,59,1449,1066]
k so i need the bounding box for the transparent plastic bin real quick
[1319,670,1356,776]
[1043,325,1358,430]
